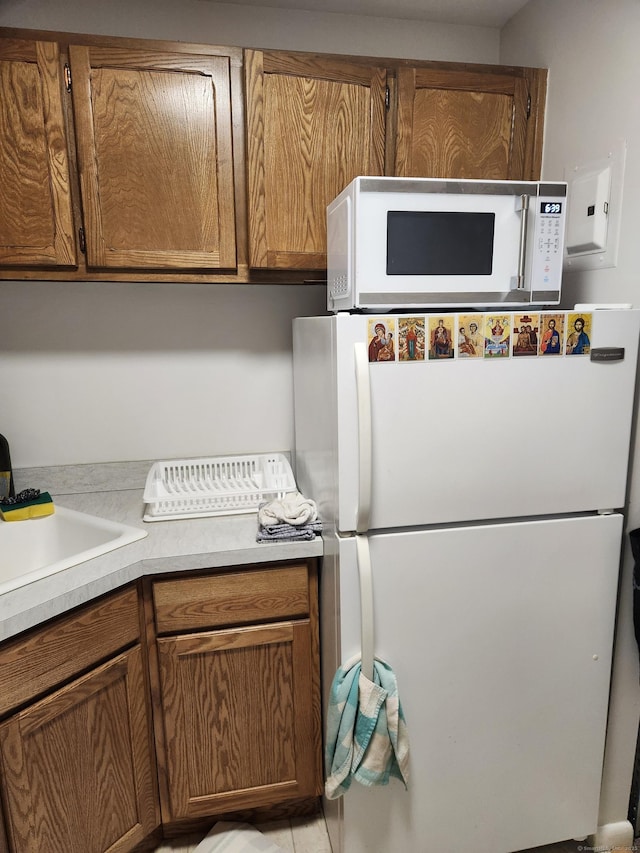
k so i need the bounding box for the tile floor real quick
[152,811,626,853]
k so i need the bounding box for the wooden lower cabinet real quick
[157,620,318,819]
[0,562,322,849]
[0,586,159,853]
[0,646,158,853]
[147,561,323,823]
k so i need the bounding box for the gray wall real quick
[0,0,500,467]
[0,0,499,60]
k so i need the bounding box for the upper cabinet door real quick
[0,38,76,268]
[394,66,540,180]
[245,50,387,270]
[69,45,237,270]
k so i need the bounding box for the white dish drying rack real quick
[143,453,297,521]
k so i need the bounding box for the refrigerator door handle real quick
[354,342,372,534]
[356,533,375,681]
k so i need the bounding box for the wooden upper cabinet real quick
[394,65,540,180]
[0,37,76,268]
[245,50,546,272]
[245,50,387,270]
[69,44,237,270]
[0,29,547,281]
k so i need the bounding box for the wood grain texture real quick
[142,579,173,830]
[263,74,369,251]
[411,89,513,178]
[152,565,310,634]
[157,619,318,819]
[69,44,237,270]
[0,36,76,267]
[0,647,158,853]
[0,586,140,717]
[244,49,268,268]
[245,49,386,270]
[0,28,546,281]
[395,65,533,180]
[523,67,547,180]
[508,77,528,179]
[145,562,321,830]
[305,560,323,796]
[0,807,8,853]
[150,559,321,824]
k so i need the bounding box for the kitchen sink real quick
[0,505,147,595]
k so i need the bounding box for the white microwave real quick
[327,176,567,311]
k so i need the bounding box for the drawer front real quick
[153,563,310,634]
[0,586,140,716]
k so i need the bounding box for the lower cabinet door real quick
[156,620,320,819]
[0,646,158,853]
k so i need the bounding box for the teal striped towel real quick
[324,655,410,800]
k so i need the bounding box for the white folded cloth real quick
[258,491,318,527]
[194,821,285,852]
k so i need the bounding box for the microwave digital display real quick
[540,202,562,214]
[386,211,495,276]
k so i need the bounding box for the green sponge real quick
[0,489,55,521]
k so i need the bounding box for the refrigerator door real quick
[312,309,638,533]
[324,513,622,853]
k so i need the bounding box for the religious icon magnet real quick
[565,312,592,355]
[538,313,565,356]
[367,317,397,362]
[428,315,455,360]
[512,313,540,357]
[457,314,484,358]
[483,314,511,358]
[399,317,426,362]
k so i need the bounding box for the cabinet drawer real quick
[153,564,310,634]
[0,586,140,717]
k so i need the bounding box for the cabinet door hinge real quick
[78,227,86,254]
[526,93,531,118]
[385,85,390,111]
[64,63,72,93]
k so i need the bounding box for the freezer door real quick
[327,514,621,853]
[332,309,639,532]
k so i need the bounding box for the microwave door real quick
[376,199,530,308]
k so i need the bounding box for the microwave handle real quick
[354,342,372,534]
[515,194,530,290]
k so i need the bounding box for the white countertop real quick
[0,461,323,642]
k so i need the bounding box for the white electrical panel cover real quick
[566,166,611,254]
[564,139,626,272]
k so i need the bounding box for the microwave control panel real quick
[530,197,566,298]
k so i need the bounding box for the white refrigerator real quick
[292,307,640,853]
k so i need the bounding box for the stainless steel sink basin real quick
[0,505,147,595]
